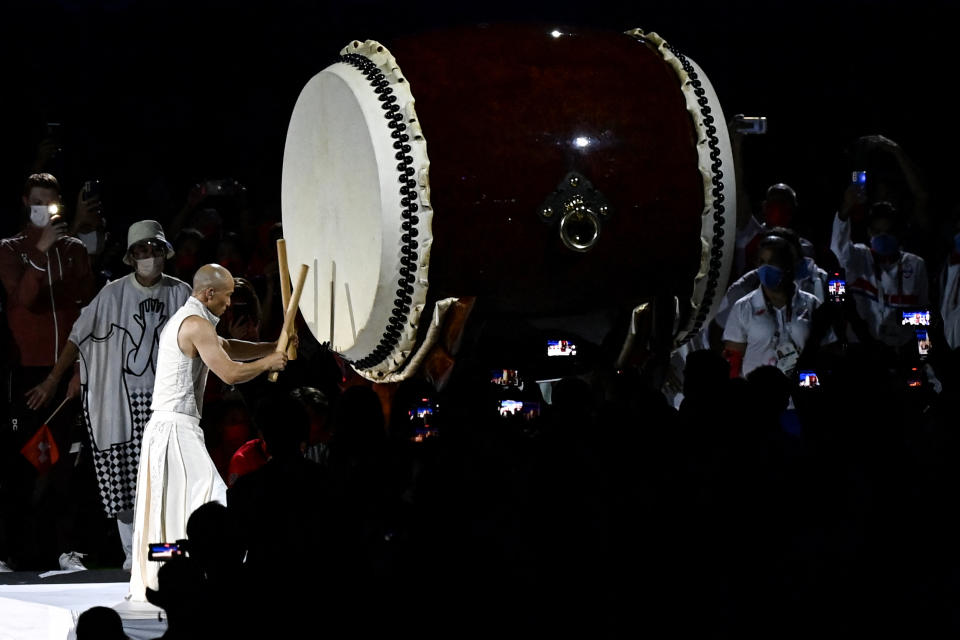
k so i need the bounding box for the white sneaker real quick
[58,552,88,572]
[0,560,12,572]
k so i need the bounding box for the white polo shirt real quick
[714,262,829,332]
[723,286,821,377]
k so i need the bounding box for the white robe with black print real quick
[70,273,192,516]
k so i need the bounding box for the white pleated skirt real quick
[128,410,227,601]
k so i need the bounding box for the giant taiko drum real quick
[282,25,736,381]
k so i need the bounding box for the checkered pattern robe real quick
[70,273,191,516]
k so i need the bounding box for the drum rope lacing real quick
[664,43,727,345]
[337,52,420,370]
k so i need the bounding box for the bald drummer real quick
[129,264,289,601]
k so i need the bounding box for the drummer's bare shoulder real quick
[182,264,287,383]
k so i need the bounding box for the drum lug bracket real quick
[538,171,611,253]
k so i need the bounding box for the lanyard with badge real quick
[764,294,799,374]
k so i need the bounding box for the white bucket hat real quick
[124,220,175,265]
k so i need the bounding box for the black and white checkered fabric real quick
[86,389,152,516]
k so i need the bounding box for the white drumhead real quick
[626,29,737,345]
[282,40,433,379]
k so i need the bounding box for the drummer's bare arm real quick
[220,333,298,361]
[181,316,286,384]
[220,338,277,362]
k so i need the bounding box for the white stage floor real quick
[0,574,166,640]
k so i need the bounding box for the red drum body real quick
[282,25,735,381]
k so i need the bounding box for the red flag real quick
[20,424,60,473]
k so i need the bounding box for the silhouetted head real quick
[186,501,243,576]
[551,376,593,421]
[333,386,385,456]
[682,350,730,402]
[76,606,127,640]
[761,182,798,228]
[746,365,793,421]
[254,391,311,458]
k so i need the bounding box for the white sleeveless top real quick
[150,296,220,418]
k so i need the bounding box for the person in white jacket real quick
[830,191,928,347]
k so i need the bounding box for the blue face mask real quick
[794,257,813,281]
[870,233,899,257]
[758,264,783,290]
[953,233,960,253]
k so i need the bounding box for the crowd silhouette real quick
[3,121,960,638]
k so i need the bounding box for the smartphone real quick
[82,179,100,202]
[148,541,186,561]
[828,278,846,303]
[907,367,923,388]
[409,398,436,421]
[733,115,767,135]
[408,398,439,442]
[497,399,540,420]
[490,369,523,390]
[547,339,577,357]
[916,329,932,360]
[798,370,820,388]
[202,179,243,198]
[901,310,931,327]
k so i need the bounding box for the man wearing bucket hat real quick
[27,220,192,571]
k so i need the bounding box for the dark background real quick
[1,0,951,245]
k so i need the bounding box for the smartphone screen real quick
[916,329,931,359]
[907,367,923,388]
[798,370,820,388]
[828,279,846,302]
[902,310,931,326]
[547,339,576,357]
[490,369,523,390]
[852,170,867,186]
[497,399,540,420]
[408,398,437,421]
[148,542,184,561]
[409,399,439,442]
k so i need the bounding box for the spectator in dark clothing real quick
[227,390,338,636]
[145,556,208,640]
[0,173,95,570]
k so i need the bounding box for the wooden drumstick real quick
[276,239,298,361]
[268,263,308,383]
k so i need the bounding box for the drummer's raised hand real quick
[263,351,288,372]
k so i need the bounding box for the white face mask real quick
[77,229,102,255]
[135,257,163,279]
[29,205,53,227]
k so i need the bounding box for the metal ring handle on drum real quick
[558,206,600,252]
[539,171,610,253]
